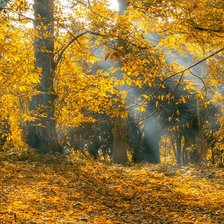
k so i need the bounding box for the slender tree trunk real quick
[26,0,61,153]
[196,100,207,163]
[182,131,190,165]
[211,132,215,164]
[171,133,177,161]
[181,138,187,165]
[176,132,182,165]
[164,135,167,158]
[112,0,128,164]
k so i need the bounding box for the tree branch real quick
[137,72,184,123]
[136,47,224,123]
[55,31,105,67]
[194,25,224,33]
[144,46,224,101]
[1,7,34,21]
[189,70,207,99]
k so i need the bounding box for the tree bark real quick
[26,0,61,153]
[112,116,128,164]
[176,132,182,165]
[196,99,207,163]
[112,0,129,164]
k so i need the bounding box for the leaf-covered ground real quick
[0,150,223,224]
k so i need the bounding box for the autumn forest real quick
[0,0,223,223]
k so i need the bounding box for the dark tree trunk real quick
[141,133,161,163]
[171,134,177,161]
[181,141,187,165]
[164,135,167,158]
[196,100,207,163]
[141,119,161,163]
[112,116,128,164]
[182,130,191,165]
[127,117,161,163]
[176,132,182,165]
[69,127,82,149]
[127,119,143,163]
[26,0,61,153]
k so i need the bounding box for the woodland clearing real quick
[0,150,223,224]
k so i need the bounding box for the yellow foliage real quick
[0,15,40,147]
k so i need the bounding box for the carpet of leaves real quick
[0,150,223,224]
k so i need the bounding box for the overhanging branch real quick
[55,31,105,67]
[137,72,184,123]
[137,47,224,123]
[189,70,207,98]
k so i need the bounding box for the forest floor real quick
[0,149,223,224]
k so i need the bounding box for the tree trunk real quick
[141,119,161,163]
[127,119,143,163]
[196,100,207,163]
[176,132,182,165]
[181,140,187,165]
[171,134,177,161]
[164,135,167,158]
[112,116,128,164]
[26,0,61,153]
[112,0,129,164]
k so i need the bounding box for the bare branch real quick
[189,70,207,99]
[193,25,224,33]
[137,72,184,123]
[1,7,34,21]
[143,46,224,102]
[55,31,105,67]
[136,47,224,123]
